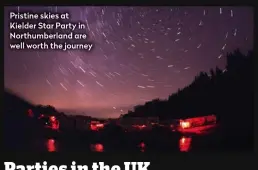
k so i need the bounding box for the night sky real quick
[4,6,253,118]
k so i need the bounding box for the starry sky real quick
[4,6,253,118]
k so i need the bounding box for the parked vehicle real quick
[172,115,217,134]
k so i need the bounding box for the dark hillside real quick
[4,89,42,150]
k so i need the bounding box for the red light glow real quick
[51,122,59,130]
[90,124,98,131]
[138,142,146,152]
[206,115,217,123]
[96,123,104,127]
[43,116,59,130]
[27,109,34,117]
[139,142,145,148]
[90,123,104,131]
[90,143,104,152]
[38,114,44,119]
[132,124,147,130]
[50,116,59,130]
[46,139,56,152]
[178,124,217,134]
[179,136,192,152]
